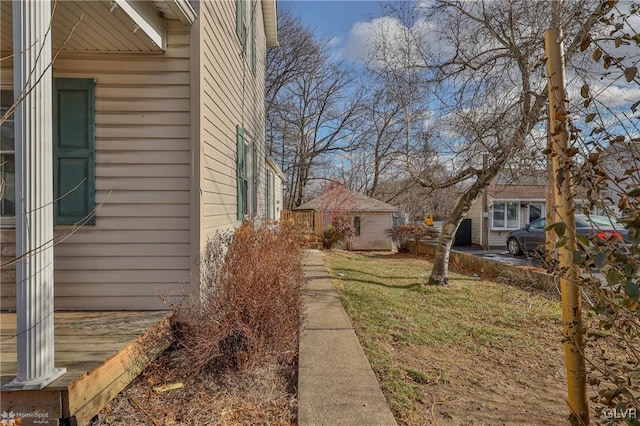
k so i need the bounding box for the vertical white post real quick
[4,0,66,390]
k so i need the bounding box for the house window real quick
[1,90,15,226]
[252,137,258,215]
[53,78,96,225]
[237,126,257,219]
[354,216,361,236]
[528,202,544,224]
[266,169,274,220]
[237,126,247,219]
[491,201,519,230]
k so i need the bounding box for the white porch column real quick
[3,0,66,390]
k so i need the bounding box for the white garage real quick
[296,187,398,251]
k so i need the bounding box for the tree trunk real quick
[428,191,479,285]
[428,221,457,285]
[293,162,311,208]
[428,153,512,285]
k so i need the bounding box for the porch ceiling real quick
[1,0,166,54]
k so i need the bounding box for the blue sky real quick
[282,1,383,37]
[280,1,390,62]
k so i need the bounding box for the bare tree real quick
[375,174,460,222]
[337,78,405,197]
[367,3,432,198]
[265,9,363,209]
[265,8,319,157]
[376,0,614,285]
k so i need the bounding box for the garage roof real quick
[296,187,398,212]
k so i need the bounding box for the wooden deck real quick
[0,311,173,426]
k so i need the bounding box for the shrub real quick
[322,214,355,249]
[386,224,439,253]
[176,219,306,375]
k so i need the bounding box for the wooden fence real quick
[280,210,323,236]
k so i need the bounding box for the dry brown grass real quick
[324,250,568,425]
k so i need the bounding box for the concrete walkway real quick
[298,250,397,426]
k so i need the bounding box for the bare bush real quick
[322,214,355,249]
[176,220,306,376]
[386,224,439,253]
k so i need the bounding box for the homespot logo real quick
[1,410,52,425]
[603,407,637,420]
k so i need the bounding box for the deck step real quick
[1,311,173,426]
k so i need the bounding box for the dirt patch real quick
[396,342,567,425]
[90,347,296,426]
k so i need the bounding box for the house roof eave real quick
[295,187,398,212]
[167,0,196,25]
[115,0,167,50]
[262,0,278,48]
[266,157,285,181]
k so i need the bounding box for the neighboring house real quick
[468,182,548,248]
[296,187,398,251]
[0,0,278,311]
[467,170,595,248]
[265,157,285,220]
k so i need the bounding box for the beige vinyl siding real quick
[468,198,482,246]
[489,230,510,248]
[48,20,191,310]
[274,171,283,218]
[197,0,267,243]
[352,212,394,251]
[265,160,284,219]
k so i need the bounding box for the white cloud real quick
[589,83,640,109]
[339,18,388,63]
[327,36,342,48]
[338,15,433,66]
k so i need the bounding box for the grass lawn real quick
[323,249,569,425]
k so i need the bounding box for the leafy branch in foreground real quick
[548,2,640,422]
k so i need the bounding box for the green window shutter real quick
[53,78,95,225]
[251,7,257,75]
[236,0,245,44]
[266,170,271,219]
[236,126,245,220]
[252,141,258,215]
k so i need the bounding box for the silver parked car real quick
[506,214,629,256]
